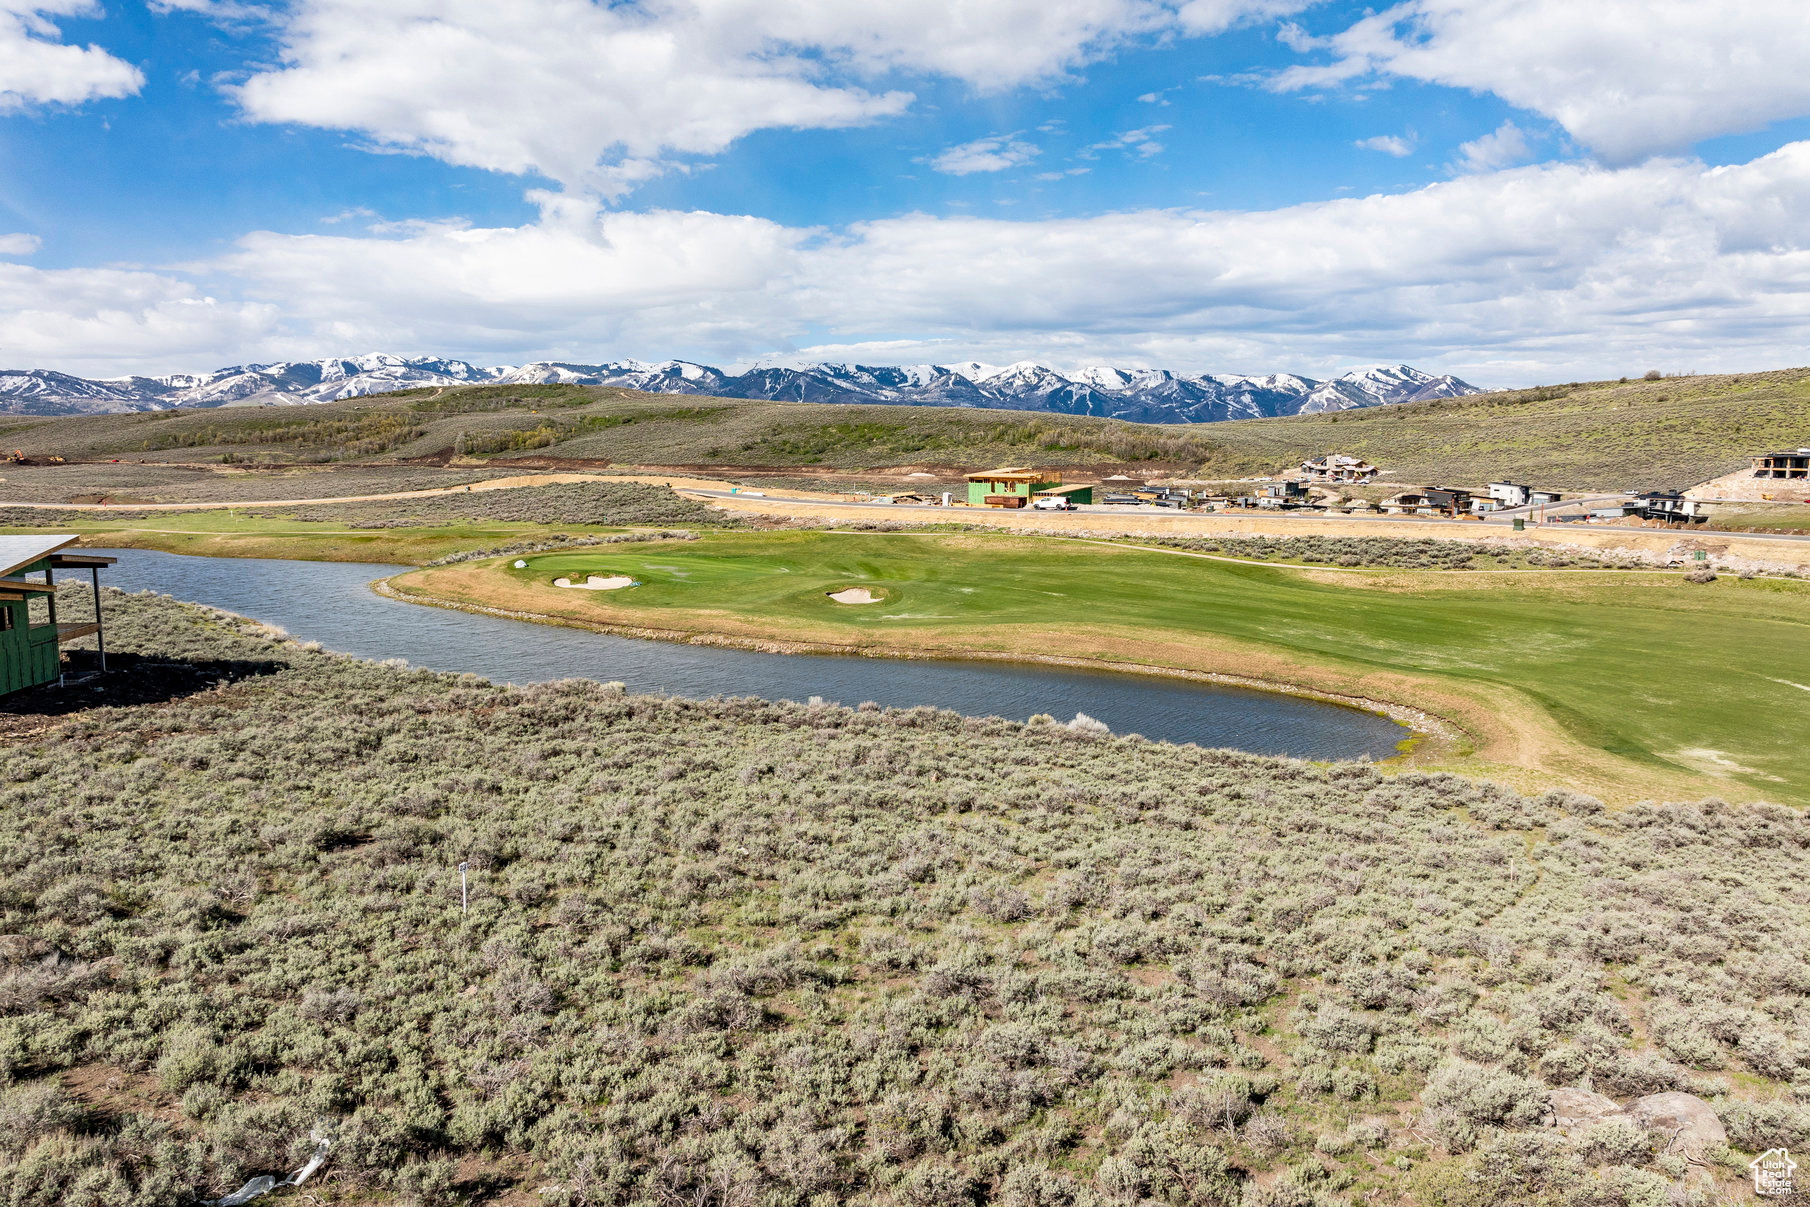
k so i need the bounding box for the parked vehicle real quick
[1031,495,1076,510]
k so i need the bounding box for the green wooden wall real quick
[966,474,1061,504]
[0,559,61,697]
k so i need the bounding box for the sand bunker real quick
[828,587,881,604]
[554,575,637,591]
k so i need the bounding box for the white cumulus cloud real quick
[12,144,1810,383]
[233,0,913,194]
[1275,0,1810,163]
[0,0,142,111]
[928,136,1040,175]
[1355,133,1415,157]
[1453,121,1530,174]
[0,232,42,255]
[227,0,1302,193]
[0,261,280,371]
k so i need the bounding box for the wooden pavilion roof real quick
[0,534,79,579]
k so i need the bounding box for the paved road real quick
[687,489,1810,545]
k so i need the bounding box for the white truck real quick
[1032,495,1076,511]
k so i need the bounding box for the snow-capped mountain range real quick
[0,354,1480,423]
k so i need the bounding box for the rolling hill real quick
[1,368,1804,492]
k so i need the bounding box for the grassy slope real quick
[394,531,1810,806]
[3,591,1805,1205]
[1193,368,1810,490]
[1707,503,1810,533]
[1,387,1231,473]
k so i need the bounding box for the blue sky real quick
[3,6,1534,261]
[3,0,1810,383]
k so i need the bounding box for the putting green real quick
[399,530,1810,805]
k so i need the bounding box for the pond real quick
[90,548,1410,760]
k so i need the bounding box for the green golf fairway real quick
[410,530,1810,804]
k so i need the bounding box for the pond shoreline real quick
[373,574,1448,755]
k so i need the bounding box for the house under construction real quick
[1752,449,1810,480]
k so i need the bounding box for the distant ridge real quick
[0,354,1480,422]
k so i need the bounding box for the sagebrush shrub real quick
[3,588,1808,1202]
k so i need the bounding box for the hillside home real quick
[1487,482,1532,507]
[1300,453,1377,483]
[0,535,114,696]
[1531,490,1565,505]
[1428,488,1472,514]
[1752,448,1810,479]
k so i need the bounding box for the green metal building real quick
[1034,484,1094,505]
[1,535,114,697]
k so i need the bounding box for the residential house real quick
[1752,448,1810,480]
[1420,487,1473,516]
[1622,491,1704,524]
[1300,453,1378,483]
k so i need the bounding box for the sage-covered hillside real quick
[2,592,1807,1206]
[1196,368,1810,491]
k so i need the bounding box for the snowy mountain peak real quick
[0,354,1482,421]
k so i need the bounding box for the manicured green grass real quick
[496,531,1810,802]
